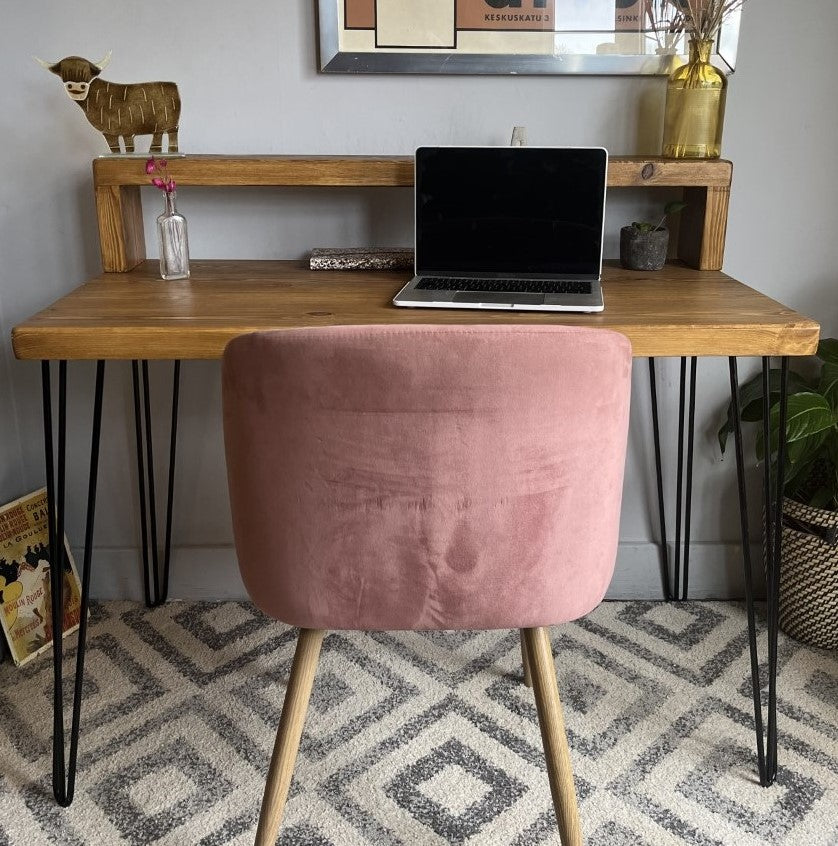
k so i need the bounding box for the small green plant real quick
[718,338,838,510]
[631,200,687,233]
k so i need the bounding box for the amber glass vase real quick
[662,38,727,158]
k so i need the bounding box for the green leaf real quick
[786,429,828,466]
[784,463,813,497]
[775,438,830,499]
[664,200,687,216]
[817,337,838,365]
[740,370,813,421]
[717,369,813,453]
[718,371,765,453]
[756,393,834,462]
[770,392,836,444]
[818,361,838,413]
[809,486,835,509]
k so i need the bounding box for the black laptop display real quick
[393,146,608,313]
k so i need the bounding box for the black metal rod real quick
[728,357,767,784]
[767,357,788,781]
[41,363,55,568]
[141,361,162,603]
[648,359,672,600]
[42,362,63,802]
[64,360,105,804]
[760,357,775,783]
[161,361,180,602]
[682,357,697,600]
[42,361,106,806]
[52,361,68,802]
[131,360,181,607]
[132,361,153,608]
[674,357,687,600]
[762,359,774,567]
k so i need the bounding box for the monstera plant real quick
[718,338,838,510]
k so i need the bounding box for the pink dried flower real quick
[146,156,176,194]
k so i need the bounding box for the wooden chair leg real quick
[255,628,326,846]
[523,627,582,846]
[520,628,533,688]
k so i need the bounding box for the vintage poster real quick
[320,1,741,75]
[343,0,563,53]
[0,489,82,667]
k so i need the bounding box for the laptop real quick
[393,146,607,312]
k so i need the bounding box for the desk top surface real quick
[12,260,819,360]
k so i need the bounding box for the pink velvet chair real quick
[222,324,632,846]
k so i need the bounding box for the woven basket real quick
[779,498,838,649]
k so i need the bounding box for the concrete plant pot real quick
[620,226,669,271]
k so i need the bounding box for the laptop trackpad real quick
[453,291,544,305]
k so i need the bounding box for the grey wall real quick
[1,1,836,600]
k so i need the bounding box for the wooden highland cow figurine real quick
[36,51,180,154]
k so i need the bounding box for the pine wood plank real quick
[92,154,732,189]
[11,260,819,361]
[94,185,146,272]
[93,155,416,187]
[678,184,731,270]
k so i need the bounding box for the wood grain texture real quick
[523,627,582,846]
[11,260,819,361]
[90,155,732,276]
[256,628,325,846]
[92,154,732,189]
[94,185,146,272]
[93,155,416,188]
[520,629,533,688]
[678,184,731,270]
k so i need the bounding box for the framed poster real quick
[318,1,741,75]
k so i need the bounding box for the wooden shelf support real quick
[94,184,146,272]
[678,184,731,271]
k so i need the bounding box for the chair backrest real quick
[222,325,631,631]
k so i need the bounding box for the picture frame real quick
[318,1,741,76]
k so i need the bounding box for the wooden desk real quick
[11,156,819,804]
[12,260,819,360]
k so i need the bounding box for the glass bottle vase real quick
[156,192,190,280]
[662,38,727,159]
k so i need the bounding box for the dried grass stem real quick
[681,0,746,41]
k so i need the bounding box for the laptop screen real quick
[415,146,607,277]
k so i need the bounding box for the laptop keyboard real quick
[416,277,592,295]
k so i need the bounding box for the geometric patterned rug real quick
[0,601,835,845]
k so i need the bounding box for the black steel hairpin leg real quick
[682,357,697,600]
[766,356,788,782]
[131,360,180,608]
[649,357,697,601]
[728,357,767,784]
[649,359,672,601]
[729,356,787,786]
[42,359,106,806]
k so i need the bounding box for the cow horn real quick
[93,50,112,71]
[33,56,57,70]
